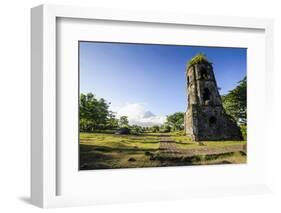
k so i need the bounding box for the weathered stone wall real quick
[187,105,242,141]
[185,62,243,141]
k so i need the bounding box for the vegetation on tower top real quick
[187,53,212,68]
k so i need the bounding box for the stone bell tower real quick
[185,54,242,141]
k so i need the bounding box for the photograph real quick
[79,41,247,170]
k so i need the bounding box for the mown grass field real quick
[79,132,246,170]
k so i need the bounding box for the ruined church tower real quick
[185,54,242,141]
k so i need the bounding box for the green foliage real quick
[119,116,129,127]
[130,125,144,135]
[161,124,172,133]
[240,125,247,140]
[106,111,119,129]
[79,93,118,132]
[187,53,212,68]
[166,112,185,131]
[151,125,160,133]
[222,77,247,125]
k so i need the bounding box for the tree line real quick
[79,93,118,132]
[79,93,185,134]
[80,76,246,135]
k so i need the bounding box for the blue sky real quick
[79,41,246,126]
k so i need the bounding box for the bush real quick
[151,125,160,133]
[130,125,143,135]
[160,125,171,133]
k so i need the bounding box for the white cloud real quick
[116,103,166,127]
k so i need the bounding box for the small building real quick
[185,53,242,141]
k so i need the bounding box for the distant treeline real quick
[79,93,184,134]
[80,76,246,135]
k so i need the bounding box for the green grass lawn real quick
[79,132,246,170]
[80,132,161,170]
[171,135,246,148]
[80,132,160,150]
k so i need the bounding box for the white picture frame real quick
[31,4,274,208]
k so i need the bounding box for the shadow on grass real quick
[79,143,247,170]
[152,151,246,167]
[204,152,235,161]
[80,143,158,153]
[79,143,160,170]
[152,155,201,165]
[80,149,115,170]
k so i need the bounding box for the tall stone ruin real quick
[185,54,242,141]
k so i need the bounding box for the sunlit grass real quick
[79,132,247,170]
[170,134,246,149]
[80,132,160,150]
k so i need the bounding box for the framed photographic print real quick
[31,4,274,208]
[78,41,247,170]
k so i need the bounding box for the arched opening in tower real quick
[203,88,211,102]
[209,116,217,126]
[200,68,208,79]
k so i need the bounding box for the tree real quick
[79,93,111,131]
[160,124,172,133]
[119,116,129,127]
[222,77,247,125]
[130,125,143,135]
[151,125,160,133]
[106,111,119,129]
[166,112,184,131]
